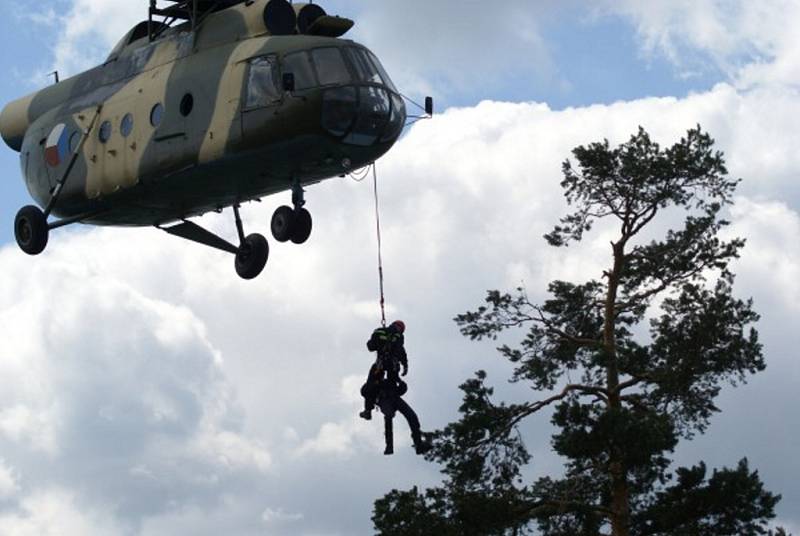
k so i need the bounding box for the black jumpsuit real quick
[361,325,423,453]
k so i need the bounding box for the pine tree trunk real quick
[606,241,630,536]
[610,459,631,536]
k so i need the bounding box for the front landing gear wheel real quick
[270,205,295,243]
[235,233,269,280]
[15,205,49,255]
[291,208,312,245]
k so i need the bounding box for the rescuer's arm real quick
[398,338,408,376]
[366,329,382,352]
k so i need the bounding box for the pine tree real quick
[373,127,785,536]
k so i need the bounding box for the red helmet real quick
[391,320,406,333]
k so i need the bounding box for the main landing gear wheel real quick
[270,205,296,243]
[15,205,49,255]
[291,208,312,245]
[235,233,269,280]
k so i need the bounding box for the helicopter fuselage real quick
[1,0,405,227]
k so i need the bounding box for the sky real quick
[0,1,799,534]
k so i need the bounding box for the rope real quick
[347,165,372,182]
[372,163,387,328]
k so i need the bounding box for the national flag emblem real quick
[44,123,70,167]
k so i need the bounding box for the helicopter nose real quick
[321,86,406,146]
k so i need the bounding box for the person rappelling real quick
[360,320,430,456]
[356,165,429,455]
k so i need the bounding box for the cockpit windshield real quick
[283,51,317,91]
[311,48,351,86]
[342,48,398,92]
[244,45,405,146]
[245,45,398,100]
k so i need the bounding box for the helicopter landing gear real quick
[270,206,313,244]
[270,179,313,245]
[14,205,49,255]
[291,207,312,244]
[232,203,268,280]
[270,205,295,243]
[161,203,269,280]
[235,233,269,280]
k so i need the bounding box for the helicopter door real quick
[241,55,283,140]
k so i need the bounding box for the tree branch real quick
[533,308,604,349]
[523,498,613,518]
[474,383,609,451]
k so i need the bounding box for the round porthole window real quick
[150,103,164,127]
[121,113,134,137]
[98,121,112,143]
[180,93,194,117]
[68,130,81,153]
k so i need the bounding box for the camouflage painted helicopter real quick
[0,0,430,279]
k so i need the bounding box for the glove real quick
[401,364,408,377]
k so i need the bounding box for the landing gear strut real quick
[232,204,269,280]
[13,105,103,256]
[161,204,269,280]
[270,179,313,245]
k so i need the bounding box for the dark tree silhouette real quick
[373,127,786,536]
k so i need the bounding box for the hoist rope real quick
[372,163,387,328]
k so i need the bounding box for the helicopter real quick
[0,0,431,279]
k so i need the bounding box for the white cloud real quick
[0,459,19,499]
[350,0,562,99]
[0,489,121,536]
[0,237,274,529]
[598,0,800,87]
[262,506,304,524]
[297,422,354,457]
[295,375,383,458]
[726,198,800,313]
[49,0,142,77]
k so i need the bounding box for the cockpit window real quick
[283,51,316,91]
[366,50,398,93]
[245,56,281,109]
[311,47,351,86]
[343,47,382,85]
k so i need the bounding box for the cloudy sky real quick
[1,0,799,534]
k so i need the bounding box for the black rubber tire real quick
[15,205,49,256]
[270,205,296,243]
[235,233,269,280]
[291,208,312,245]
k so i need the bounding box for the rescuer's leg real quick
[359,365,382,420]
[383,415,394,455]
[360,381,378,420]
[396,397,430,455]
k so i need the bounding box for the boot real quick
[384,445,394,455]
[412,431,431,455]
[414,441,431,455]
[359,410,372,421]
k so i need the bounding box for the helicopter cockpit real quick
[244,44,406,147]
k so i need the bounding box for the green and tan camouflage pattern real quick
[0,0,402,226]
